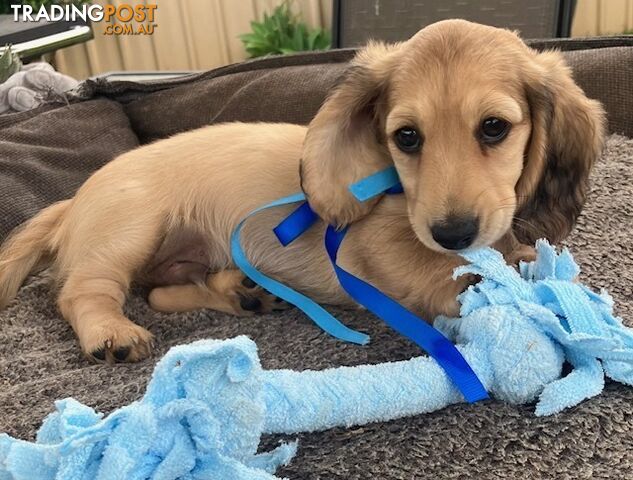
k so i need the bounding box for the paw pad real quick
[113,346,131,362]
[91,348,106,361]
[239,294,262,312]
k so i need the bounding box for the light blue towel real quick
[2,240,633,479]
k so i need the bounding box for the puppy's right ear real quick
[300,42,402,227]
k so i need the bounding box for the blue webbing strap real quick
[273,201,319,247]
[230,192,369,345]
[324,225,489,403]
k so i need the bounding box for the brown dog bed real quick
[1,39,633,479]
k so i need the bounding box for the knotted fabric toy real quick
[2,240,632,479]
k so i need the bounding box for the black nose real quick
[430,216,479,250]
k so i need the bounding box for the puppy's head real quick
[301,19,605,252]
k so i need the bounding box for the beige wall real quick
[56,0,631,80]
[572,0,633,36]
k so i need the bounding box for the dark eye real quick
[394,127,422,153]
[480,117,510,144]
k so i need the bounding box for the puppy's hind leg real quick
[148,269,288,315]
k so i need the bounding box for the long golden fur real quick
[0,20,605,363]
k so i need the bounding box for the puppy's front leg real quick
[504,243,537,265]
[494,233,537,265]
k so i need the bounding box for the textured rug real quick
[1,135,632,479]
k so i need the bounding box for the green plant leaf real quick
[292,23,306,51]
[0,46,22,84]
[313,30,331,50]
[251,22,267,37]
[238,33,260,42]
[306,29,319,50]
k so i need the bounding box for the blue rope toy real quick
[3,169,633,479]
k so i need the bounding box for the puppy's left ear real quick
[514,50,606,244]
[300,42,402,227]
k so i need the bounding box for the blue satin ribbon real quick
[230,192,369,345]
[231,166,488,402]
[324,225,489,403]
[273,202,319,247]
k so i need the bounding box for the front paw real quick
[505,244,536,266]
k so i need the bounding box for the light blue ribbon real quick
[348,166,401,201]
[230,192,370,345]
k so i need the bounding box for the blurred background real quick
[1,0,632,80]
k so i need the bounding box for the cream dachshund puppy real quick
[0,20,605,363]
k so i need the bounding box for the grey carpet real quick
[1,134,633,479]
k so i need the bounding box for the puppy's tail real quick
[0,200,70,309]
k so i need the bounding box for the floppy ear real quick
[300,42,402,227]
[514,51,606,245]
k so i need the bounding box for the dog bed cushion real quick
[0,100,138,240]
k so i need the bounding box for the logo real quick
[10,3,158,36]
